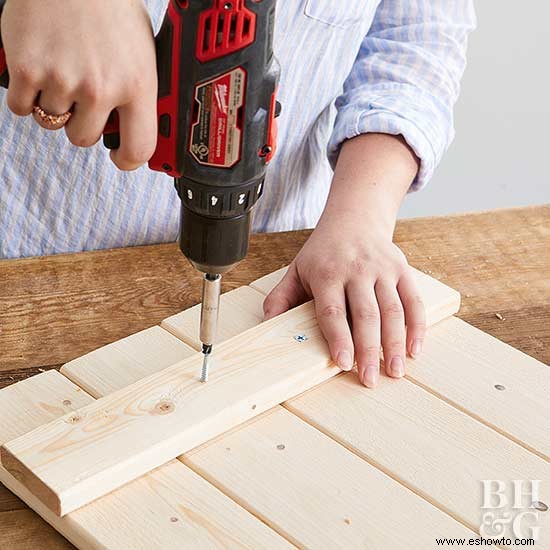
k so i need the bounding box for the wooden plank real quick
[250,265,462,327]
[184,407,474,547]
[0,371,291,548]
[162,286,265,350]
[286,372,550,547]
[406,316,550,461]
[56,290,474,546]
[0,271,460,516]
[60,326,196,399]
[249,266,287,295]
[0,230,309,372]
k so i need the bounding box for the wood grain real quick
[0,371,291,549]
[0,509,75,550]
[1,268,459,516]
[394,206,550,366]
[61,326,196,399]
[0,482,25,512]
[406,316,550,460]
[1,206,547,382]
[0,232,306,373]
[185,407,474,548]
[286,372,550,547]
[162,286,266,350]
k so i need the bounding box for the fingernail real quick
[337,351,353,372]
[390,356,405,378]
[411,339,423,358]
[363,365,379,388]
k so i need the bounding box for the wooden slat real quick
[250,265,462,327]
[60,326,196,399]
[184,407,474,547]
[1,269,460,516]
[162,286,265,350]
[286,372,550,547]
[407,316,550,460]
[56,298,475,546]
[249,266,287,294]
[0,371,291,548]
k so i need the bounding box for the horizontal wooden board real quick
[1,268,460,516]
[407,316,550,461]
[161,286,265,350]
[0,371,291,548]
[58,290,474,546]
[60,326,196,398]
[250,265,462,327]
[286,371,550,547]
[185,407,474,548]
[249,266,287,295]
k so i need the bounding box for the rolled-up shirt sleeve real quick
[328,0,477,190]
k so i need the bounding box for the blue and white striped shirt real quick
[0,0,476,259]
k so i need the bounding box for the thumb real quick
[263,265,307,321]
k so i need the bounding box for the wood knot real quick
[154,400,175,415]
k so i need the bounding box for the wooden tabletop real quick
[1,205,549,548]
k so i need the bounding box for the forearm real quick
[321,133,420,237]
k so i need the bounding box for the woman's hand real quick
[263,133,426,388]
[264,220,425,388]
[1,0,157,170]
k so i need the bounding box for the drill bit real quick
[199,273,221,383]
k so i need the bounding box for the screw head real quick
[294,334,308,343]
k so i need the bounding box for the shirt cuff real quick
[328,101,445,192]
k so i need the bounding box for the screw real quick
[294,334,308,343]
[200,361,209,383]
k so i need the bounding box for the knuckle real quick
[351,258,372,277]
[382,302,404,320]
[357,344,381,357]
[353,306,380,324]
[46,69,72,93]
[383,339,405,352]
[330,337,352,351]
[11,62,40,86]
[79,77,104,104]
[320,304,346,320]
[408,321,427,332]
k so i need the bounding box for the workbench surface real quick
[0,205,548,548]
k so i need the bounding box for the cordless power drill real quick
[0,0,280,381]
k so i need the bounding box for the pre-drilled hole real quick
[494,384,506,391]
[533,501,548,512]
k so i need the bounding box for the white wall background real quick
[399,0,549,218]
